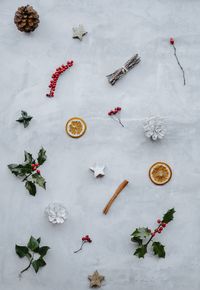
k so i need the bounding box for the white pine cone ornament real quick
[45,203,68,224]
[144,116,166,141]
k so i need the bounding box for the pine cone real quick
[14,5,39,33]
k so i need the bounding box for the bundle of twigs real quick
[106,54,141,85]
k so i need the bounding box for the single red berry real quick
[162,223,166,227]
[170,37,174,45]
[159,226,163,231]
[157,219,161,224]
[31,164,35,167]
[36,170,40,174]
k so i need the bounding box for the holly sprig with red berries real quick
[169,37,186,85]
[108,107,124,127]
[8,148,47,196]
[131,208,175,259]
[74,235,92,253]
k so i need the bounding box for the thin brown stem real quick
[74,241,86,253]
[19,256,33,277]
[173,44,186,85]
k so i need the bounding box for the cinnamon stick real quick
[103,180,129,215]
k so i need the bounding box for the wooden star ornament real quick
[88,271,105,288]
[72,24,87,41]
[90,164,105,178]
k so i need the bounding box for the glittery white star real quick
[90,164,105,178]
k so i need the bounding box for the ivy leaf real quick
[134,245,147,258]
[131,227,151,240]
[152,242,165,258]
[27,236,39,251]
[32,174,46,189]
[37,148,47,165]
[25,181,36,196]
[162,208,175,224]
[32,258,46,273]
[24,151,33,163]
[37,246,50,257]
[15,245,30,258]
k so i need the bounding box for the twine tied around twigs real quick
[106,54,141,85]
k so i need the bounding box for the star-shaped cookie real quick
[90,164,105,178]
[88,271,105,288]
[72,24,87,41]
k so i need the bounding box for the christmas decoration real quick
[65,117,87,138]
[14,5,39,33]
[16,111,33,128]
[8,148,47,196]
[46,60,74,97]
[45,203,68,224]
[88,271,105,288]
[131,208,175,259]
[74,235,92,253]
[72,25,87,40]
[16,236,50,277]
[108,107,124,127]
[90,164,105,178]
[103,180,129,214]
[106,54,140,85]
[170,37,186,85]
[149,162,172,185]
[143,116,166,141]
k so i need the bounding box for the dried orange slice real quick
[149,162,172,185]
[65,117,87,138]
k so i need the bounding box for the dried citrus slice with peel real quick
[149,162,172,185]
[66,117,87,138]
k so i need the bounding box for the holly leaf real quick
[15,245,30,258]
[32,174,46,189]
[131,236,143,245]
[25,181,36,196]
[152,242,165,258]
[8,163,32,177]
[37,148,47,165]
[37,246,50,257]
[16,111,33,128]
[37,238,41,244]
[131,227,151,240]
[28,236,39,251]
[32,258,46,273]
[134,245,147,258]
[162,208,175,224]
[24,151,33,163]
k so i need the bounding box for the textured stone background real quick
[0,0,200,289]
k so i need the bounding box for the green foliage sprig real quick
[8,148,47,196]
[131,208,175,259]
[16,111,33,128]
[16,236,50,277]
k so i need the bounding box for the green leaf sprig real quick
[131,208,175,259]
[16,236,50,277]
[16,111,33,128]
[8,148,47,196]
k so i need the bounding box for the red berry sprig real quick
[169,37,186,85]
[46,60,74,97]
[31,163,40,174]
[108,107,124,127]
[74,235,92,253]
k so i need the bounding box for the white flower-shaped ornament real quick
[45,203,68,224]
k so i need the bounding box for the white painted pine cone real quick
[45,203,68,224]
[144,116,166,141]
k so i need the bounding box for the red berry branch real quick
[108,107,124,127]
[131,208,175,258]
[74,235,92,253]
[170,37,186,85]
[46,60,74,97]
